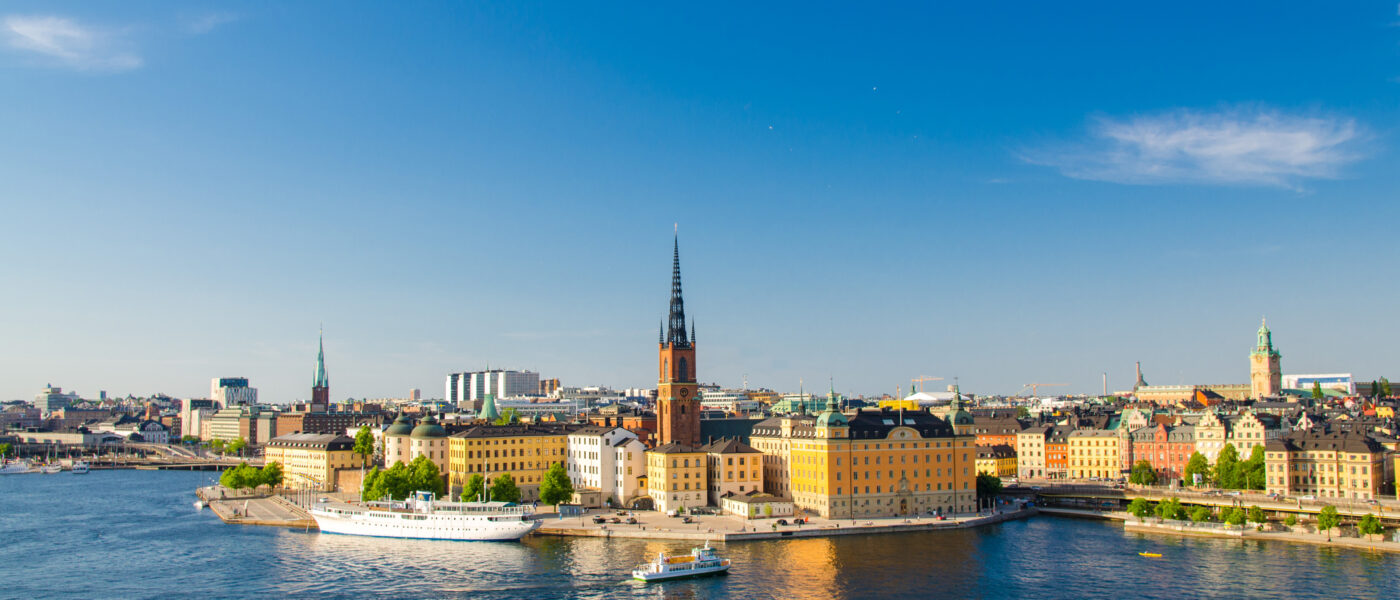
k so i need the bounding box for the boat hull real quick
[633,565,731,582]
[310,509,541,541]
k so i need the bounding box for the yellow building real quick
[751,392,978,519]
[701,438,764,506]
[447,424,576,502]
[646,443,708,512]
[1068,429,1120,480]
[975,444,1017,477]
[263,433,364,491]
[1265,431,1385,501]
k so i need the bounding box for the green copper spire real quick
[480,393,500,422]
[1252,317,1280,358]
[313,327,328,388]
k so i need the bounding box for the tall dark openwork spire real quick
[666,233,691,348]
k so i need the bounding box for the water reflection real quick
[5,471,1399,600]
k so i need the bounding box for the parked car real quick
[609,517,621,524]
[776,519,789,526]
[793,518,806,525]
[681,516,693,524]
[592,516,607,524]
[625,517,638,524]
[1299,495,1316,501]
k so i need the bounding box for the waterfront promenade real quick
[535,507,1036,541]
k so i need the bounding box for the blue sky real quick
[2,2,1398,402]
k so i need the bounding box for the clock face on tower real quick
[680,388,690,398]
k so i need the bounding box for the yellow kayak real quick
[1139,552,1162,558]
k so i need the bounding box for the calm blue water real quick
[2,470,1397,599]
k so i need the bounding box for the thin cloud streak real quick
[2,15,141,71]
[1022,107,1369,188]
[182,12,238,35]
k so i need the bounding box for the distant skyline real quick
[2,3,1398,402]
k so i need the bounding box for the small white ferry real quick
[632,542,731,582]
[39,464,62,474]
[310,491,540,541]
[71,461,90,474]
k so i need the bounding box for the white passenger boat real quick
[39,464,63,474]
[310,491,540,541]
[0,460,36,475]
[71,461,90,474]
[632,542,731,582]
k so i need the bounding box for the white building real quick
[700,389,760,413]
[446,370,541,408]
[35,385,80,415]
[566,426,647,507]
[211,377,257,407]
[1281,374,1355,395]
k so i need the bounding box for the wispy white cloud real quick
[182,12,238,35]
[2,15,141,71]
[1021,107,1368,189]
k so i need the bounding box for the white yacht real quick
[71,461,90,474]
[0,460,35,475]
[632,542,731,582]
[39,464,63,474]
[310,491,540,541]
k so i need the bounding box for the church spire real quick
[666,230,690,348]
[314,326,328,388]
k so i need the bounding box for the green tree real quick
[1213,444,1240,488]
[1311,381,1324,399]
[181,435,200,444]
[353,426,375,466]
[1359,514,1383,538]
[1127,498,1152,522]
[1129,460,1158,486]
[1183,452,1210,486]
[1381,377,1393,398]
[368,461,414,501]
[1190,506,1212,523]
[462,473,486,502]
[227,438,247,457]
[1248,505,1266,527]
[1241,445,1267,490]
[493,407,519,425]
[1224,507,1246,527]
[1318,505,1341,541]
[1016,406,1030,419]
[260,461,284,489]
[1155,497,1185,521]
[210,439,226,454]
[489,473,521,503]
[0,442,11,458]
[976,473,1003,502]
[408,455,445,498]
[362,466,382,500]
[538,462,575,506]
[1284,513,1298,527]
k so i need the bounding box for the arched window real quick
[678,357,688,382]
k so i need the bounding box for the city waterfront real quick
[5,470,1396,599]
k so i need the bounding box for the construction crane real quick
[1020,383,1068,397]
[911,376,943,394]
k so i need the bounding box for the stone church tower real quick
[1249,318,1282,398]
[657,233,700,447]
